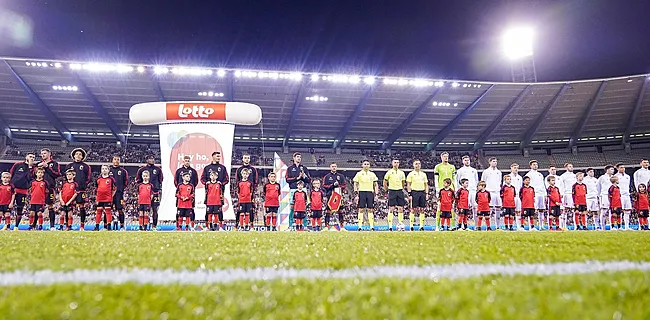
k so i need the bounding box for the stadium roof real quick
[0,57,649,150]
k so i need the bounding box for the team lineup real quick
[2,147,650,231]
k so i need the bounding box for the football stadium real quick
[1,2,650,319]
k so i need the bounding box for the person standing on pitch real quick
[109,156,129,231]
[407,159,428,231]
[322,163,346,231]
[353,160,378,231]
[560,163,576,230]
[456,156,478,228]
[37,148,60,231]
[383,159,406,231]
[633,158,650,192]
[597,165,615,230]
[509,163,523,229]
[614,163,633,230]
[10,152,34,229]
[525,160,546,230]
[434,152,456,231]
[136,155,163,231]
[175,155,198,229]
[481,157,502,230]
[584,168,600,229]
[65,148,91,231]
[285,152,311,230]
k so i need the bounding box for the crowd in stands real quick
[350,150,482,169]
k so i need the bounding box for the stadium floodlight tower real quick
[129,101,262,223]
[503,26,537,82]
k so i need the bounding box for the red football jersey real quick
[438,188,455,211]
[176,183,195,209]
[500,185,516,209]
[547,186,561,207]
[310,189,326,211]
[60,181,78,204]
[476,190,491,212]
[293,190,308,212]
[455,188,470,210]
[238,180,253,203]
[520,186,536,209]
[264,183,281,207]
[0,184,14,206]
[608,185,622,209]
[636,192,649,210]
[30,179,48,205]
[138,183,153,205]
[205,181,223,206]
[572,183,587,206]
[96,176,116,202]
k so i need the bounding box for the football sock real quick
[623,212,630,229]
[358,210,364,229]
[368,211,374,229]
[398,210,404,225]
[387,210,393,228]
[409,212,415,229]
[419,212,425,228]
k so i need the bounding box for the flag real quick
[274,153,291,231]
[328,190,342,211]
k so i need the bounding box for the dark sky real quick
[1,0,649,81]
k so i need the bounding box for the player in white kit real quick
[597,165,615,230]
[509,163,523,229]
[456,156,479,227]
[633,159,650,192]
[615,163,633,230]
[481,157,502,230]
[584,168,600,229]
[560,163,577,230]
[525,160,546,230]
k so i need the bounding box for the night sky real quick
[1,0,649,81]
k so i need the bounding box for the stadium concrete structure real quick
[0,57,649,156]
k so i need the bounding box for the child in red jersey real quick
[455,179,470,231]
[205,171,224,231]
[634,183,650,230]
[29,167,48,230]
[176,172,195,231]
[59,169,78,231]
[237,169,254,231]
[264,172,281,231]
[500,175,517,231]
[138,171,153,231]
[608,176,622,230]
[0,172,15,230]
[475,181,491,231]
[572,172,588,230]
[438,178,455,231]
[520,176,536,230]
[310,179,326,231]
[547,176,562,231]
[95,165,116,231]
[292,181,309,231]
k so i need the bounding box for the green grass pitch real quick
[0,231,648,319]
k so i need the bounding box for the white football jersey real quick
[633,168,650,191]
[457,165,479,191]
[481,167,502,193]
[545,174,564,195]
[597,174,613,197]
[509,173,523,195]
[583,176,599,199]
[615,172,631,196]
[560,171,577,196]
[525,170,546,196]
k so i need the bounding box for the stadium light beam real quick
[502,27,534,60]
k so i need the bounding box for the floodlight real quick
[217,69,226,77]
[434,81,444,87]
[363,77,375,85]
[502,27,534,60]
[137,66,145,73]
[311,74,319,81]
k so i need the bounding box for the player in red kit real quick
[0,172,15,230]
[95,165,116,231]
[59,169,78,231]
[501,175,517,231]
[237,169,254,231]
[29,167,48,230]
[176,173,195,231]
[634,183,650,230]
[572,172,588,230]
[476,181,491,231]
[205,171,224,231]
[608,176,622,230]
[138,171,153,231]
[292,181,309,231]
[310,179,326,231]
[547,176,562,231]
[438,178,455,231]
[520,176,536,231]
[264,172,281,231]
[455,179,471,231]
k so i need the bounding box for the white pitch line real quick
[0,261,648,286]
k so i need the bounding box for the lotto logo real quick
[166,103,226,121]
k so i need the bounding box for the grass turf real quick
[0,231,648,271]
[1,272,649,319]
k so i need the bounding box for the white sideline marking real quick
[0,261,648,286]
